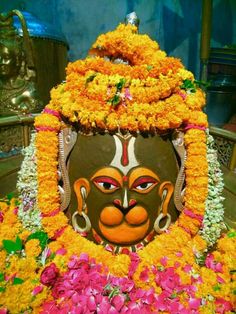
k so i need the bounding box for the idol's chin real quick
[98,220,150,245]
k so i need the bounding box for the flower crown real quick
[35,23,207,134]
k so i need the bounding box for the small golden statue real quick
[0,10,42,115]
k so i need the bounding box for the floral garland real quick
[48,24,207,133]
[17,133,42,231]
[0,23,235,313]
[0,199,235,313]
[200,131,225,246]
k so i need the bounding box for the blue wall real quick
[0,0,235,78]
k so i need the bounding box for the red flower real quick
[40,263,59,287]
[215,298,233,314]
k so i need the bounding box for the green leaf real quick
[195,253,207,266]
[2,236,23,254]
[108,286,120,299]
[86,73,97,85]
[104,283,111,291]
[227,231,236,238]
[48,252,56,261]
[233,289,236,295]
[0,273,4,282]
[181,79,196,93]
[13,277,24,285]
[108,94,121,107]
[194,79,211,89]
[27,231,49,250]
[213,285,221,291]
[146,65,153,71]
[116,78,126,91]
[0,286,6,292]
[6,193,14,201]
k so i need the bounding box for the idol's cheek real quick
[100,206,123,226]
[99,206,148,226]
[99,205,149,244]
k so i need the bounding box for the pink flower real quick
[128,252,140,278]
[80,253,89,263]
[155,291,171,311]
[68,254,89,271]
[125,88,132,100]
[141,288,155,305]
[139,267,149,282]
[0,309,7,314]
[40,300,58,313]
[205,254,223,273]
[32,285,43,296]
[159,268,181,293]
[183,264,192,273]
[189,297,201,310]
[177,91,187,100]
[13,207,18,215]
[215,298,233,314]
[175,251,183,257]
[217,275,225,284]
[160,256,168,267]
[52,280,68,299]
[97,298,112,313]
[111,294,126,311]
[87,295,97,311]
[40,263,59,287]
[55,248,67,255]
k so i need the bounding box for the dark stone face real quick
[69,132,179,246]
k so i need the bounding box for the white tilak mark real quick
[123,189,128,208]
[110,135,139,175]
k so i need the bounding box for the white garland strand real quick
[200,130,225,246]
[17,132,42,231]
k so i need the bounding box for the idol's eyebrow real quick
[91,167,123,187]
[128,167,160,189]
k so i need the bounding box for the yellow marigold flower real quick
[25,239,42,257]
[0,201,8,213]
[192,234,207,252]
[0,250,7,269]
[42,212,68,238]
[48,241,63,253]
[177,68,194,81]
[19,230,31,241]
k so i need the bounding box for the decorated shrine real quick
[0,12,235,314]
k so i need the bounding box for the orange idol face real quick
[69,133,178,250]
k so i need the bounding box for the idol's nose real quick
[113,198,137,215]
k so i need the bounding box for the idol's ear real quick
[158,181,174,216]
[74,178,90,214]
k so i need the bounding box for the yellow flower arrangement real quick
[1,22,235,313]
[36,23,209,280]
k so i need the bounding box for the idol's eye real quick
[93,176,120,193]
[132,177,158,194]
